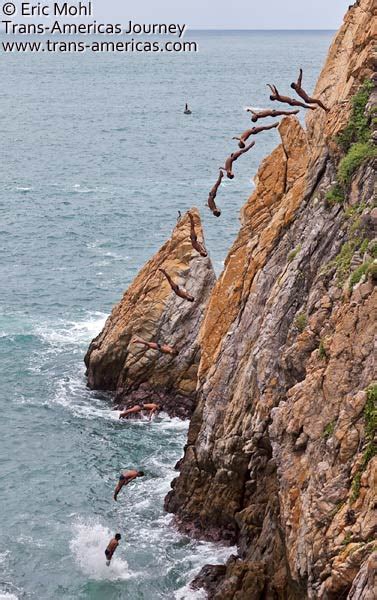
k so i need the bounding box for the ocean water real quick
[0,31,333,599]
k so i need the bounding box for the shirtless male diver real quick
[233,122,279,148]
[247,108,299,122]
[267,84,317,110]
[105,534,121,566]
[119,403,161,420]
[114,469,145,501]
[132,336,178,356]
[188,212,208,257]
[142,403,161,420]
[291,68,329,111]
[159,268,195,302]
[207,169,223,217]
[220,141,255,179]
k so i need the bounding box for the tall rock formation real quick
[85,208,216,418]
[165,1,376,597]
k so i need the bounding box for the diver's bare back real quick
[221,141,255,179]
[208,170,223,217]
[132,336,178,356]
[159,268,195,302]
[119,405,143,419]
[267,84,317,110]
[158,269,195,302]
[188,213,208,257]
[291,69,329,111]
[247,108,299,122]
[233,122,279,148]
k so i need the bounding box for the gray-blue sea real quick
[0,30,334,599]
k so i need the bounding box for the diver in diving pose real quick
[188,212,208,257]
[114,470,145,501]
[220,141,255,179]
[142,403,161,420]
[119,405,143,419]
[159,268,195,302]
[267,84,317,109]
[207,170,223,217]
[247,108,300,122]
[290,69,329,111]
[131,336,179,356]
[105,534,121,566]
[119,403,161,420]
[233,122,279,148]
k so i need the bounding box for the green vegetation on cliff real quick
[336,80,376,185]
[287,244,302,263]
[338,142,377,185]
[326,184,344,205]
[349,261,371,289]
[337,80,373,151]
[323,421,335,438]
[350,384,377,502]
[294,313,307,332]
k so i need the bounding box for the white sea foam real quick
[174,540,236,600]
[16,534,46,548]
[70,519,131,581]
[67,399,120,422]
[52,372,109,418]
[175,584,206,600]
[0,594,19,600]
[86,240,130,261]
[0,551,10,564]
[35,313,107,347]
[72,184,96,193]
[152,416,189,432]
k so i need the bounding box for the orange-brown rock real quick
[306,0,376,171]
[199,117,309,380]
[165,0,377,597]
[85,208,216,418]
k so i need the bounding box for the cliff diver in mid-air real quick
[290,68,329,111]
[184,103,192,114]
[267,84,317,109]
[131,336,179,356]
[247,107,300,122]
[119,403,161,420]
[159,268,195,302]
[207,170,223,217]
[233,122,279,148]
[189,212,208,257]
[105,533,121,566]
[221,141,255,179]
[113,469,145,501]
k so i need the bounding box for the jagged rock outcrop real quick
[165,0,376,597]
[306,0,376,173]
[347,551,376,599]
[85,208,216,418]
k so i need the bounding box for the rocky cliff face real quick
[165,1,376,597]
[85,208,216,418]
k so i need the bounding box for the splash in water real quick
[70,519,131,581]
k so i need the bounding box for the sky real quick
[93,0,353,30]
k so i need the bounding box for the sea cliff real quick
[85,1,376,596]
[165,1,376,597]
[85,208,216,418]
